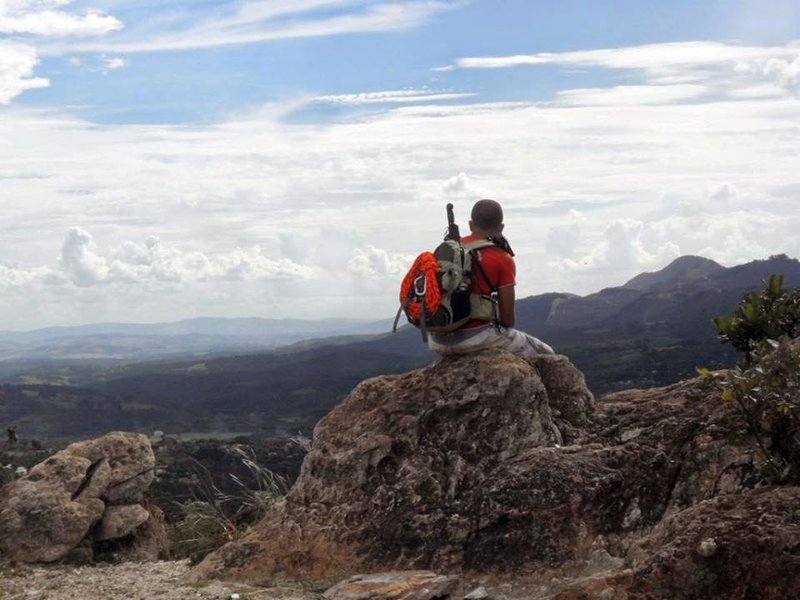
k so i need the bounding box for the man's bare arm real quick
[497,285,515,327]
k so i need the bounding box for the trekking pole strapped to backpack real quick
[445,203,459,241]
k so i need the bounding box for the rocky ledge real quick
[190,350,800,597]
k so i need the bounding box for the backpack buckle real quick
[413,274,427,296]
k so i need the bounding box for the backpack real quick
[393,238,498,340]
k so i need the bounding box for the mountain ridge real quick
[2,253,799,441]
[622,255,725,292]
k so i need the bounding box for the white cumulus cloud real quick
[299,226,411,280]
[347,242,411,278]
[763,56,800,91]
[0,1,124,103]
[556,219,681,275]
[442,172,484,199]
[58,227,109,286]
[54,228,314,287]
[0,264,54,288]
[0,41,49,103]
[0,1,123,37]
[103,56,125,70]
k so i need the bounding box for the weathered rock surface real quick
[627,485,800,599]
[191,349,796,598]
[192,352,597,583]
[64,431,156,504]
[94,504,151,541]
[0,431,165,564]
[322,571,461,600]
[555,486,800,600]
[116,501,170,561]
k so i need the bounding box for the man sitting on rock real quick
[428,199,555,358]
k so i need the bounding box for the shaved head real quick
[471,199,504,231]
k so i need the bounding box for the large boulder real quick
[192,352,601,583]
[0,431,165,563]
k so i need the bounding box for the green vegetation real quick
[170,501,236,564]
[702,274,800,483]
[712,274,800,364]
[0,440,51,485]
[168,444,290,564]
[701,340,800,483]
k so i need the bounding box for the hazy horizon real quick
[2,251,795,333]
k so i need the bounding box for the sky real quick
[1,0,799,330]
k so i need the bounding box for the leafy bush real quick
[700,339,800,484]
[712,274,800,364]
[703,275,800,484]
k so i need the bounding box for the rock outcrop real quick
[555,486,800,600]
[192,352,598,583]
[192,350,796,597]
[0,431,167,563]
[626,486,800,599]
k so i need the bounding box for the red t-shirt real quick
[461,234,516,328]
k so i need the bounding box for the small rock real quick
[322,571,461,600]
[464,585,490,599]
[697,537,718,558]
[620,428,643,442]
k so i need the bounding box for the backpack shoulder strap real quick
[462,238,496,252]
[464,238,498,292]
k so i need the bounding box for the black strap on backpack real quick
[419,301,428,342]
[392,296,411,333]
[469,246,498,294]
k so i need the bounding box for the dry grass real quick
[169,444,290,564]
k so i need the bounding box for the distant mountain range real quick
[1,254,798,442]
